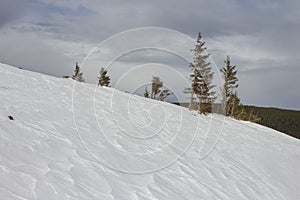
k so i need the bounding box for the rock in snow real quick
[0,63,299,200]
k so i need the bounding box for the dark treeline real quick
[244,106,300,139]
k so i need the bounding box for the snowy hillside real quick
[0,63,299,200]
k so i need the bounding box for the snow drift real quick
[0,63,299,200]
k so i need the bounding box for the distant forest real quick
[244,106,300,139]
[177,103,300,139]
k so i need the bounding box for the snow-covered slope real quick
[0,63,299,200]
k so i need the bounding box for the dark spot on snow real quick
[8,116,14,120]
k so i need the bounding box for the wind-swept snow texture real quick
[0,63,299,200]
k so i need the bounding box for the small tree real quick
[227,93,242,117]
[72,62,85,82]
[149,76,171,101]
[151,76,163,99]
[158,89,172,101]
[98,67,110,87]
[246,109,261,123]
[144,87,150,98]
[227,92,261,123]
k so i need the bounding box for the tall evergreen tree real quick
[98,67,110,87]
[190,33,215,114]
[72,62,85,82]
[220,56,238,115]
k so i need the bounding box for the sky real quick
[0,0,299,110]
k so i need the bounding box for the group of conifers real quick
[69,33,260,122]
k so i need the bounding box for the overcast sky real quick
[0,0,299,110]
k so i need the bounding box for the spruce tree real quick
[72,62,85,82]
[190,33,215,114]
[98,67,110,87]
[220,56,238,115]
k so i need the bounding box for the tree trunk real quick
[189,91,194,110]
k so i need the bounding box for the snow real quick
[0,63,299,200]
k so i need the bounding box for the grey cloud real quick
[0,0,299,109]
[0,30,85,77]
[0,0,26,28]
[239,64,300,109]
